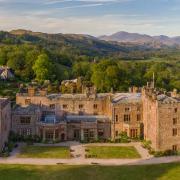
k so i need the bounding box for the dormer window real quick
[63,104,68,109]
[174,108,177,113]
[25,99,31,105]
[125,107,130,112]
[94,104,98,109]
[79,104,84,109]
[50,104,55,109]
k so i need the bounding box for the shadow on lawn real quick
[0,163,180,180]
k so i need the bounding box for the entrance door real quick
[46,131,53,141]
[74,129,80,140]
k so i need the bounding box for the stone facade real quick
[0,98,11,151]
[10,85,180,151]
[142,87,180,151]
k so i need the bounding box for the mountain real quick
[8,29,131,57]
[0,29,179,62]
[99,31,180,46]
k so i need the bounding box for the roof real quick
[0,66,14,80]
[47,93,110,101]
[66,115,109,122]
[0,98,9,110]
[13,104,41,115]
[157,94,180,103]
[112,93,142,104]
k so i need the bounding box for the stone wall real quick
[0,98,11,151]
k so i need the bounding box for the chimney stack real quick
[28,86,35,97]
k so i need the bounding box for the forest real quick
[0,30,179,95]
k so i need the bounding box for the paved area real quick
[0,142,179,166]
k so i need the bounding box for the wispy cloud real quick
[0,0,180,36]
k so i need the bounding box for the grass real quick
[0,163,180,180]
[18,146,70,159]
[85,146,141,159]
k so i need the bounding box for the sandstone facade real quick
[3,84,179,152]
[0,98,11,151]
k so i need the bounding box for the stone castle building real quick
[0,98,11,151]
[0,84,179,152]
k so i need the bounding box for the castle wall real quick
[0,99,11,151]
[158,102,180,151]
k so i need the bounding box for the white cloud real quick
[0,10,180,36]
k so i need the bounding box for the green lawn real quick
[85,146,141,159]
[0,163,180,180]
[18,146,70,159]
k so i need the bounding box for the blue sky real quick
[0,0,180,36]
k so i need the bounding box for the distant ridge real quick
[99,31,180,46]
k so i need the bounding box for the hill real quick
[99,31,180,46]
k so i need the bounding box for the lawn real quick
[0,163,180,180]
[18,146,70,159]
[85,146,141,159]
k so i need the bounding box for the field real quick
[85,146,141,159]
[18,146,70,159]
[0,163,180,180]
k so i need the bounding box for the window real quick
[20,117,31,124]
[98,129,104,137]
[79,104,84,109]
[93,104,98,109]
[27,129,31,136]
[84,129,89,139]
[125,107,130,112]
[115,131,119,137]
[172,145,177,151]
[173,128,177,136]
[19,128,32,136]
[130,129,138,138]
[63,104,68,109]
[25,99,31,105]
[174,108,177,113]
[137,106,141,111]
[89,131,94,138]
[124,114,130,122]
[115,115,119,122]
[49,104,55,109]
[173,118,177,125]
[137,114,141,121]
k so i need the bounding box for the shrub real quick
[142,140,152,150]
[115,132,131,143]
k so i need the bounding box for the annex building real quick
[10,84,180,152]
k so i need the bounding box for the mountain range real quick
[99,31,180,46]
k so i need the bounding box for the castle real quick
[0,84,179,152]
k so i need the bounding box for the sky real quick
[0,0,180,36]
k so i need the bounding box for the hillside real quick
[0,29,174,61]
[99,31,180,46]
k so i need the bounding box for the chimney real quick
[171,89,177,98]
[39,89,47,96]
[28,86,35,97]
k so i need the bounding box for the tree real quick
[33,54,54,82]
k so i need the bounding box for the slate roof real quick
[112,93,142,104]
[13,104,41,115]
[157,94,180,103]
[47,93,110,100]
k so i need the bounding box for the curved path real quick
[0,142,179,166]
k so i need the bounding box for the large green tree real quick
[33,54,54,82]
